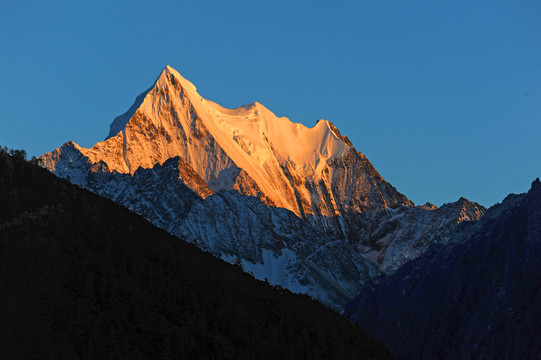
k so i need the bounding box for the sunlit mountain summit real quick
[41,65,484,309]
[42,65,408,218]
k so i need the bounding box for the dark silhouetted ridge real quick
[345,177,541,359]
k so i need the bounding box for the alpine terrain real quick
[41,65,485,309]
[345,179,541,359]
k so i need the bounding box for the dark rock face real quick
[0,150,396,360]
[344,179,541,360]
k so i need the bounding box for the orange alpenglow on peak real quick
[41,65,410,218]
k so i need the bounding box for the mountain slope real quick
[346,197,486,271]
[0,149,396,360]
[179,190,380,309]
[61,153,379,309]
[344,179,541,359]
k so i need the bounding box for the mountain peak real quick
[160,65,198,94]
[106,65,199,140]
[420,202,438,210]
[42,65,411,218]
[325,120,354,147]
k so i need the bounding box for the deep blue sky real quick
[1,1,540,207]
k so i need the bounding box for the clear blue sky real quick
[1,1,540,207]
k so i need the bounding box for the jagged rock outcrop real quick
[85,156,210,231]
[345,197,486,272]
[179,190,380,309]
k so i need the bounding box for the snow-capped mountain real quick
[41,65,410,220]
[40,65,484,308]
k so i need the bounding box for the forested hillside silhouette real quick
[0,148,395,359]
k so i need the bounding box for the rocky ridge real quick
[344,179,541,359]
